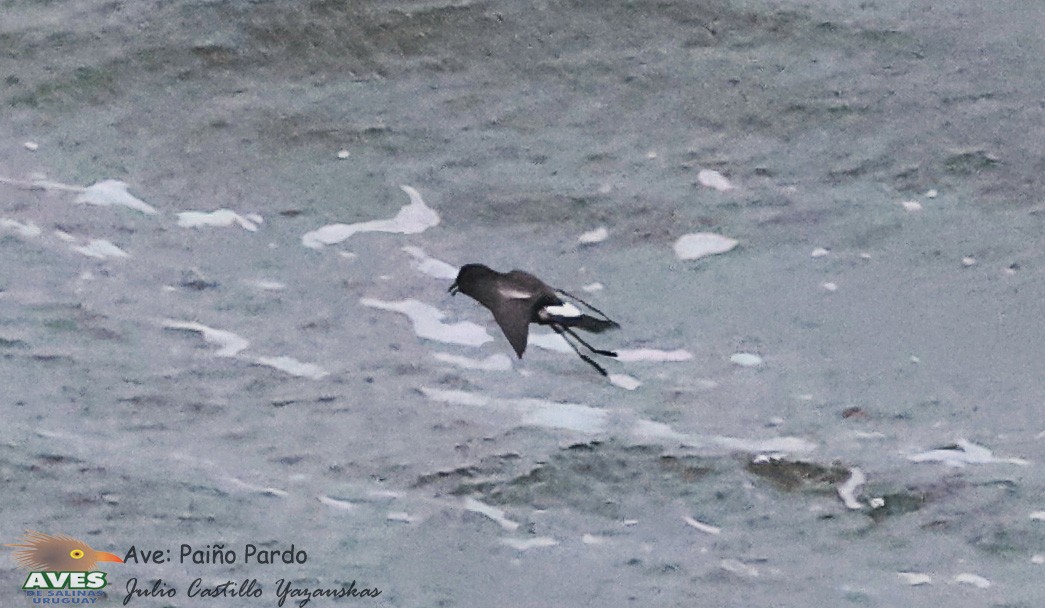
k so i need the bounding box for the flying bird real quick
[7,531,123,572]
[449,263,619,375]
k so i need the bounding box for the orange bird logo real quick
[7,531,123,572]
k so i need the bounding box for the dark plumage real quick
[449,263,619,375]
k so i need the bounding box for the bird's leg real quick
[561,326,618,357]
[552,324,609,376]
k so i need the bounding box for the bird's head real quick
[7,531,123,572]
[449,263,495,297]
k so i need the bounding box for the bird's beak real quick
[94,552,124,564]
[448,280,459,295]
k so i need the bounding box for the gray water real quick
[2,0,1043,606]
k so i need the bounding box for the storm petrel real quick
[449,263,620,375]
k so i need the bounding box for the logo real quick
[7,531,122,603]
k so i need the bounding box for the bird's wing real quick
[488,298,532,358]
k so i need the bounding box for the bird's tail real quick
[552,288,620,333]
[555,314,619,333]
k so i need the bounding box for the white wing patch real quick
[499,287,534,300]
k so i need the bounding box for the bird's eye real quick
[70,549,85,559]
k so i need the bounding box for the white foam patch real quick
[581,534,608,545]
[432,352,513,371]
[317,495,356,510]
[579,226,609,244]
[162,320,250,357]
[369,489,403,500]
[246,279,286,291]
[72,239,130,259]
[837,467,866,509]
[423,388,816,454]
[501,537,558,551]
[1030,511,1045,521]
[402,246,458,279]
[852,431,887,439]
[302,185,440,248]
[463,497,519,531]
[516,399,609,434]
[730,352,763,367]
[616,348,693,362]
[811,247,830,258]
[712,436,816,453]
[633,419,816,453]
[421,388,608,434]
[582,282,604,292]
[719,558,759,577]
[252,356,329,380]
[697,169,735,192]
[674,232,738,261]
[75,180,157,214]
[421,388,489,407]
[387,511,418,523]
[1,218,42,238]
[609,374,642,390]
[360,298,492,346]
[177,209,260,231]
[0,176,84,193]
[631,419,688,442]
[683,516,721,535]
[897,572,932,586]
[227,477,288,497]
[953,573,991,589]
[908,439,1029,467]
